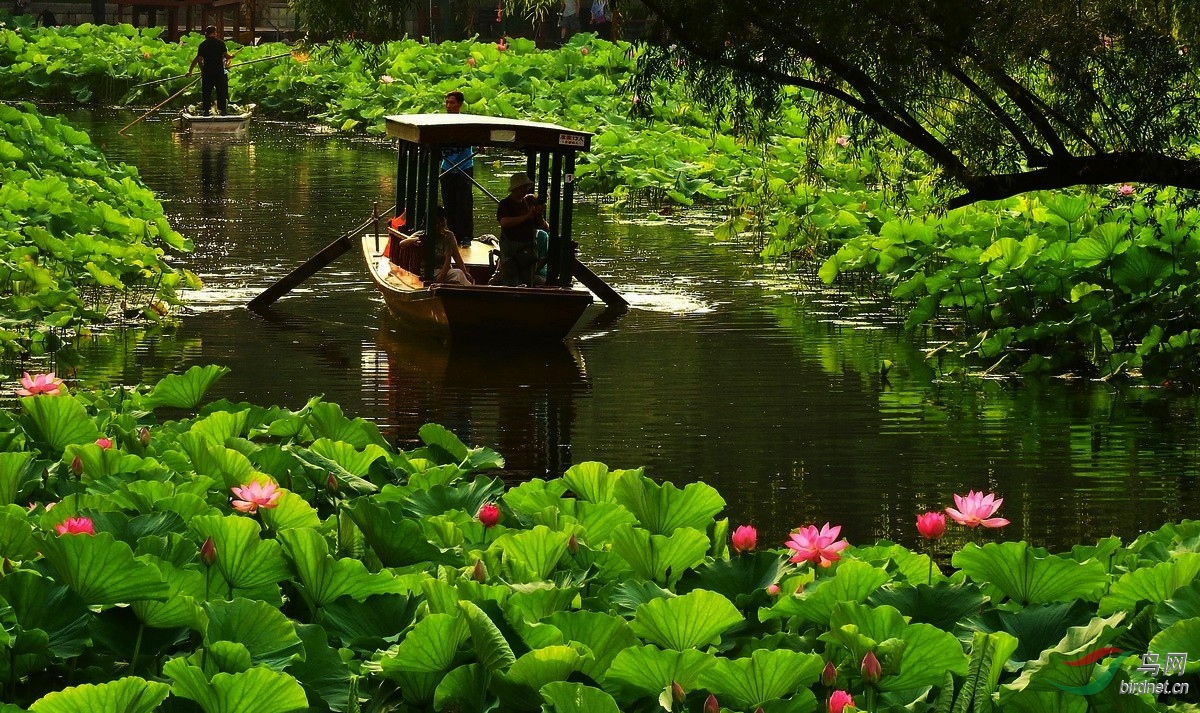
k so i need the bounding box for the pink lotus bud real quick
[731,524,757,553]
[766,583,780,596]
[836,136,850,147]
[138,427,150,446]
[581,46,589,55]
[2,558,12,574]
[478,502,500,528]
[671,681,685,704]
[828,690,855,713]
[473,559,487,582]
[1118,183,1134,196]
[861,650,881,684]
[704,693,719,713]
[326,473,339,494]
[568,533,578,554]
[95,437,113,450]
[70,455,83,476]
[916,511,946,540]
[467,57,476,66]
[820,660,837,687]
[200,536,217,566]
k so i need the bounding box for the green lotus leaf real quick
[869,581,985,631]
[573,501,638,544]
[503,478,570,515]
[403,475,504,519]
[948,631,1020,713]
[1158,578,1200,628]
[459,599,516,671]
[494,525,570,582]
[381,613,469,675]
[190,514,291,592]
[36,530,169,606]
[0,570,90,659]
[1148,618,1200,673]
[603,645,716,703]
[1099,552,1200,616]
[630,589,742,651]
[117,480,177,513]
[0,506,38,560]
[307,401,387,449]
[186,410,252,447]
[204,598,303,670]
[27,676,170,713]
[0,451,38,506]
[407,464,463,490]
[164,658,310,713]
[257,490,320,531]
[145,364,230,409]
[315,592,417,652]
[980,237,1032,273]
[1071,222,1130,266]
[962,600,1096,666]
[825,601,969,691]
[419,423,469,463]
[286,446,378,495]
[19,394,100,455]
[434,663,492,713]
[179,438,258,491]
[541,610,639,681]
[506,583,579,623]
[288,623,353,712]
[763,559,890,624]
[63,444,163,484]
[540,681,621,713]
[347,499,450,567]
[997,613,1127,703]
[131,560,205,629]
[308,438,389,475]
[562,462,630,503]
[492,645,584,712]
[697,648,823,710]
[1043,193,1090,224]
[997,690,1089,713]
[279,527,406,608]
[610,524,709,586]
[855,542,946,586]
[613,472,724,535]
[1112,246,1174,293]
[677,551,788,604]
[953,541,1108,605]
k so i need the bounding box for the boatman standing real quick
[441,91,475,247]
[187,26,232,116]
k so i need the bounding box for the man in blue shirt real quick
[441,91,474,247]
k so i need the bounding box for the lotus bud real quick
[567,533,578,554]
[671,681,685,705]
[861,650,881,685]
[703,693,719,713]
[326,473,339,494]
[820,660,837,687]
[731,524,757,553]
[70,455,83,476]
[2,558,13,574]
[477,502,500,528]
[755,708,765,713]
[200,536,217,566]
[139,427,151,447]
[473,559,487,582]
[467,56,476,66]
[766,583,780,596]
[580,46,589,55]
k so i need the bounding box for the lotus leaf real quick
[145,365,230,409]
[677,551,788,604]
[459,599,517,671]
[495,524,571,582]
[697,648,824,710]
[610,523,709,586]
[998,613,1127,703]
[190,514,291,592]
[562,461,628,503]
[27,676,169,713]
[36,530,169,605]
[869,581,984,631]
[164,658,310,713]
[258,489,321,531]
[630,589,742,651]
[19,394,100,455]
[0,506,38,561]
[284,623,354,710]
[962,600,1095,667]
[434,663,492,713]
[1099,552,1200,616]
[0,451,38,505]
[1148,618,1200,673]
[541,610,639,681]
[404,475,504,519]
[131,560,205,629]
[763,559,890,624]
[279,527,405,608]
[613,472,725,535]
[203,598,304,670]
[0,570,89,659]
[381,612,469,675]
[953,541,1108,605]
[492,644,585,712]
[504,477,570,515]
[603,645,715,703]
[540,680,621,713]
[303,403,384,449]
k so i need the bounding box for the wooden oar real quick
[131,51,294,89]
[117,77,199,135]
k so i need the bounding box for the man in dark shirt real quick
[187,26,232,115]
[495,173,548,286]
[440,91,475,247]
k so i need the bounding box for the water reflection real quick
[197,139,229,213]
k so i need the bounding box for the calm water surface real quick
[54,108,1200,551]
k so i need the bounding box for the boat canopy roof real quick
[384,114,592,152]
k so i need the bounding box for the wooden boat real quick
[176,104,254,135]
[360,113,616,342]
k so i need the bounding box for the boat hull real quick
[179,110,252,134]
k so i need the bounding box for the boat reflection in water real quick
[366,316,591,478]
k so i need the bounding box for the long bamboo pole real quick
[131,51,294,89]
[117,77,200,135]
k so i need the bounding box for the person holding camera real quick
[495,172,548,287]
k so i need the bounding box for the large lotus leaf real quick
[0,570,89,659]
[1044,193,1090,224]
[762,559,890,625]
[613,473,724,535]
[0,451,39,506]
[1113,246,1174,293]
[603,645,715,703]
[1071,222,1130,267]
[980,237,1033,274]
[180,438,258,491]
[36,531,169,606]
[459,599,517,671]
[541,610,639,681]
[307,401,387,449]
[492,645,584,712]
[418,423,470,463]
[145,365,230,409]
[258,490,321,531]
[404,475,504,519]
[308,438,389,475]
[279,527,405,608]
[434,663,492,713]
[190,515,291,592]
[164,658,310,713]
[677,551,788,603]
[286,623,353,711]
[953,541,1107,605]
[697,648,824,710]
[495,525,570,582]
[869,581,984,632]
[1158,578,1200,628]
[573,501,638,545]
[855,543,946,586]
[503,478,570,515]
[997,613,1127,703]
[27,676,170,713]
[19,394,100,455]
[1099,552,1200,616]
[380,613,470,675]
[949,631,1020,713]
[610,524,709,586]
[630,589,742,651]
[540,681,621,713]
[506,583,579,623]
[0,506,38,560]
[131,560,205,629]
[286,446,378,495]
[118,480,178,513]
[607,580,674,613]
[962,600,1096,666]
[347,499,450,567]
[316,592,418,652]
[562,462,631,503]
[826,601,968,691]
[63,444,163,484]
[204,598,304,670]
[995,689,1088,713]
[1149,618,1200,673]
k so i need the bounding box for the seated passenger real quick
[495,172,547,286]
[395,206,474,285]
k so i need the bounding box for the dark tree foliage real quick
[632,0,1200,207]
[287,0,560,43]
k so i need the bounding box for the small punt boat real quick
[361,113,615,342]
[176,104,254,135]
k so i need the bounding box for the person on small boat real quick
[441,92,475,248]
[496,173,548,286]
[187,26,232,115]
[394,206,474,285]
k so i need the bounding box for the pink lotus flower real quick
[478,502,500,528]
[786,523,849,567]
[916,511,946,539]
[836,136,850,147]
[17,372,65,396]
[731,524,757,553]
[230,480,282,514]
[95,437,113,450]
[379,74,394,84]
[55,517,95,536]
[828,690,855,713]
[1118,183,1134,195]
[497,38,508,51]
[945,490,1009,528]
